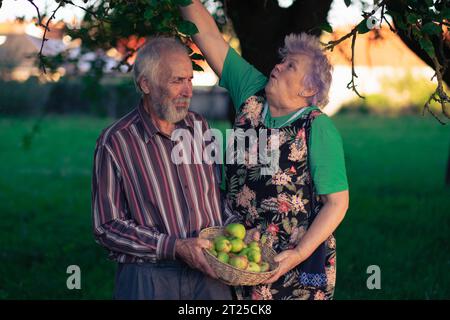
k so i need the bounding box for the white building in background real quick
[0,21,69,81]
[0,18,435,118]
[322,27,435,115]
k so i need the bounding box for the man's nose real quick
[182,82,193,98]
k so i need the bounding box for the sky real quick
[0,0,368,27]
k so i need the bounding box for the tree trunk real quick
[224,0,333,76]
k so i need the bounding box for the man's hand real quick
[175,238,217,279]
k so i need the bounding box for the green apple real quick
[260,261,270,272]
[248,241,261,251]
[208,248,218,257]
[238,248,250,257]
[225,223,246,240]
[217,252,229,264]
[229,238,245,253]
[246,262,261,272]
[229,256,249,270]
[215,238,232,253]
[247,248,262,264]
[214,235,228,243]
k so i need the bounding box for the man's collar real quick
[137,99,195,144]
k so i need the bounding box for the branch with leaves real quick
[21,0,203,76]
[6,0,450,122]
[322,0,449,123]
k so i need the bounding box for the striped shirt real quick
[91,101,223,263]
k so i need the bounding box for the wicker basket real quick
[199,226,279,286]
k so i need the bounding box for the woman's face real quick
[266,53,312,105]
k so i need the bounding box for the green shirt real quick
[219,47,348,194]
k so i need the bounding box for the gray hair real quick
[279,33,333,107]
[133,37,189,93]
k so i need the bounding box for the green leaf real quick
[441,8,450,20]
[406,13,419,24]
[357,19,370,34]
[190,53,205,60]
[319,22,333,33]
[144,8,155,21]
[344,0,351,7]
[178,20,199,36]
[419,37,435,58]
[386,10,406,30]
[421,22,442,36]
[173,0,193,6]
[192,61,204,72]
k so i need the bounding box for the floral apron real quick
[224,91,337,300]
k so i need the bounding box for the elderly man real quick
[91,37,232,300]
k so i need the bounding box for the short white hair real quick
[279,33,333,107]
[133,37,189,93]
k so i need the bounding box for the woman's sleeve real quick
[219,47,267,111]
[308,115,349,195]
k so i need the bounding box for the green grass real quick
[0,114,449,299]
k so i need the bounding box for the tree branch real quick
[38,2,64,74]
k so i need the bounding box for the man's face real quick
[150,52,193,124]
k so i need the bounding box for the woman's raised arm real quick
[180,0,229,77]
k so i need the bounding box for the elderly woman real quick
[181,1,349,300]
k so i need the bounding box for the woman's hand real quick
[179,0,228,77]
[262,249,306,284]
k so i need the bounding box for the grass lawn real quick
[0,114,449,299]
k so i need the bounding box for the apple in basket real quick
[217,252,230,264]
[224,223,246,240]
[260,261,270,272]
[247,248,262,264]
[229,238,245,253]
[214,236,232,253]
[246,262,261,272]
[229,255,249,270]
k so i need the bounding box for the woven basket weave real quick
[199,226,279,286]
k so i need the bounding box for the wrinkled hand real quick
[262,249,305,284]
[175,238,217,279]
